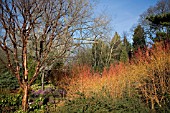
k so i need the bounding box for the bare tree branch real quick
[0,0,111,111]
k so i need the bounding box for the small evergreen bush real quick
[57,92,115,113]
[0,93,22,113]
[113,95,150,113]
[57,90,150,113]
[0,70,19,90]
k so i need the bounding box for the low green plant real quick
[57,87,150,113]
[153,92,170,113]
[28,96,47,112]
[0,93,22,113]
[0,70,19,90]
[56,91,114,113]
[114,95,150,113]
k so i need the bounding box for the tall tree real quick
[120,34,131,63]
[120,46,128,63]
[76,47,93,66]
[132,25,146,52]
[0,0,110,111]
[92,39,108,72]
[147,13,170,42]
[123,35,131,53]
[139,0,170,43]
[106,32,122,65]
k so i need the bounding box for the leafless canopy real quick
[0,0,111,110]
[0,0,110,85]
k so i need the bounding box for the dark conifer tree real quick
[132,25,146,52]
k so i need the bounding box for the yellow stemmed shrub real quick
[59,42,170,112]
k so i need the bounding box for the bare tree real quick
[0,0,110,111]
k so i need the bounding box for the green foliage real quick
[120,36,131,63]
[92,39,109,72]
[0,70,19,90]
[28,96,47,112]
[76,47,93,66]
[57,92,115,113]
[0,93,22,113]
[147,13,170,42]
[123,35,131,54]
[132,25,146,51]
[27,56,41,84]
[139,0,170,43]
[76,32,126,72]
[153,93,170,113]
[113,94,150,113]
[159,93,170,113]
[57,89,150,113]
[91,32,123,72]
[109,32,122,64]
[120,46,128,63]
[0,49,19,90]
[147,13,170,26]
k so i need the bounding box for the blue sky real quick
[94,0,158,40]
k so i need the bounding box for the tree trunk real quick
[22,84,28,112]
[41,72,45,90]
